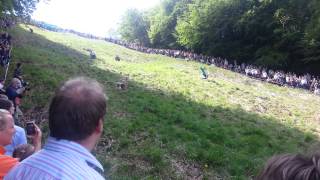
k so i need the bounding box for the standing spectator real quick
[0,99,27,156]
[0,109,18,179]
[0,109,41,179]
[5,77,107,180]
[6,78,25,109]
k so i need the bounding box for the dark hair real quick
[256,153,320,180]
[13,144,35,161]
[49,77,107,141]
[0,99,13,111]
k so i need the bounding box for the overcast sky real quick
[32,0,159,37]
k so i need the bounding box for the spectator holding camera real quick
[0,99,26,156]
[0,109,41,179]
[6,78,25,108]
[6,77,107,180]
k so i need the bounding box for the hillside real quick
[7,25,320,179]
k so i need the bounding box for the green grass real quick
[7,24,320,179]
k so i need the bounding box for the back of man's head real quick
[0,99,13,111]
[49,77,107,141]
[256,153,320,180]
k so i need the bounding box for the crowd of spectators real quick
[105,38,320,95]
[0,32,12,67]
[8,23,320,179]
[32,21,320,96]
[0,16,15,30]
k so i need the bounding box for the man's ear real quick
[95,119,103,134]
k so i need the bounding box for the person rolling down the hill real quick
[200,67,209,79]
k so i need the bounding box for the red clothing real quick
[0,146,19,180]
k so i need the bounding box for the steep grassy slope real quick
[7,25,320,179]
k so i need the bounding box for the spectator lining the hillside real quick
[32,24,320,95]
[0,99,27,156]
[5,77,107,180]
[0,109,41,179]
[6,78,25,107]
[13,63,29,89]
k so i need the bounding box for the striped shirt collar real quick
[45,137,104,173]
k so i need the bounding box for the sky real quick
[32,0,159,37]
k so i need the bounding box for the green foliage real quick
[118,9,150,46]
[119,0,320,73]
[147,0,191,48]
[0,0,41,20]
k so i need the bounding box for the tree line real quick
[0,0,41,25]
[118,0,320,75]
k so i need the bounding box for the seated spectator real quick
[6,78,25,108]
[6,77,107,180]
[13,63,28,88]
[0,99,27,155]
[256,153,320,180]
[12,144,35,161]
[13,63,22,78]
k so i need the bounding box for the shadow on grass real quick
[10,26,319,179]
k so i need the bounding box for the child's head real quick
[13,144,35,161]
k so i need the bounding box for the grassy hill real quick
[7,25,320,179]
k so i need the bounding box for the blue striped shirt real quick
[5,137,105,180]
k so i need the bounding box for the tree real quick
[118,9,150,46]
[147,0,191,48]
[0,0,42,20]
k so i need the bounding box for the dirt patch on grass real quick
[171,159,203,180]
[97,135,116,153]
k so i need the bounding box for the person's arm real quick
[29,123,42,152]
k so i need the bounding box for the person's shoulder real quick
[14,125,25,133]
[13,125,26,141]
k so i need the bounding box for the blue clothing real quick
[5,125,27,156]
[5,137,105,180]
[6,86,21,102]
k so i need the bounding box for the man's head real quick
[49,77,107,141]
[11,78,22,88]
[0,109,15,146]
[256,153,320,180]
[0,99,14,114]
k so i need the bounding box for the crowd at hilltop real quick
[105,38,320,95]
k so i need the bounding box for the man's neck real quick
[76,135,97,152]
